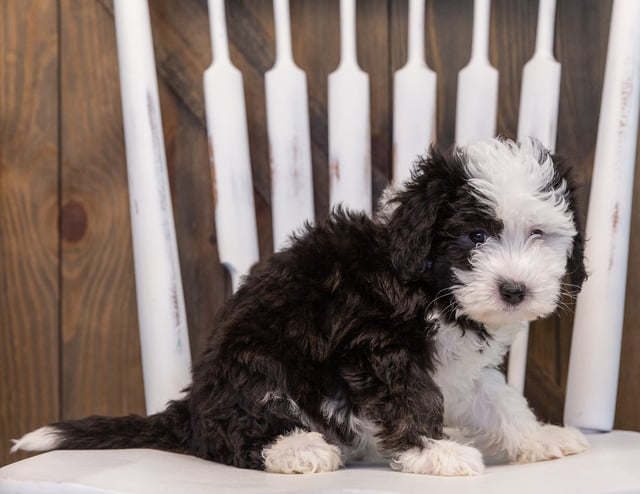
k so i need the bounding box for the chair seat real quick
[1,430,639,494]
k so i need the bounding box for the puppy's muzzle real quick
[499,281,527,305]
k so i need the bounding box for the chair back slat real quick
[266,0,315,251]
[328,0,372,215]
[508,0,561,394]
[113,0,192,414]
[392,0,436,185]
[204,0,259,292]
[455,0,498,146]
[564,0,640,432]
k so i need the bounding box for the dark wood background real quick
[1,0,639,466]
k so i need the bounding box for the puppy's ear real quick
[387,148,455,283]
[567,223,587,292]
[551,154,588,293]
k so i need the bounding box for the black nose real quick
[499,281,527,305]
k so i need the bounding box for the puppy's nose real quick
[499,281,526,305]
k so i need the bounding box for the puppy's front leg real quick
[355,346,484,476]
[448,367,588,463]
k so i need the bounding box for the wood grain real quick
[59,0,144,419]
[492,0,537,140]
[0,1,60,465]
[616,132,640,430]
[357,0,392,197]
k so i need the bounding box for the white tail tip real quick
[10,426,61,454]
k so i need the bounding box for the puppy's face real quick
[387,138,586,327]
[444,140,582,325]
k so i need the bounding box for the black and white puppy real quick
[13,138,589,476]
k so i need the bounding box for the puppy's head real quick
[385,138,586,326]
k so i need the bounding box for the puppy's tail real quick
[10,399,191,454]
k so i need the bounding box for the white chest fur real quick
[433,318,526,425]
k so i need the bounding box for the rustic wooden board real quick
[59,0,145,419]
[492,0,537,141]
[0,1,60,465]
[356,0,392,197]
[616,133,640,431]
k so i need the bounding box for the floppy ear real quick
[387,148,454,283]
[567,223,587,292]
[551,154,588,292]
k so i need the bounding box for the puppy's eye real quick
[468,229,488,244]
[530,229,544,237]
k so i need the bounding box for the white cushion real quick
[1,431,639,494]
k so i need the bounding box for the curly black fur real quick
[38,144,586,471]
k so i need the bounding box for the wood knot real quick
[60,200,88,243]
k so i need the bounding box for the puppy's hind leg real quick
[262,429,343,474]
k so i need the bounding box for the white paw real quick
[390,438,484,476]
[513,425,589,463]
[262,429,342,474]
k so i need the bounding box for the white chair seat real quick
[1,431,639,494]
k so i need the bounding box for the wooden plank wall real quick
[1,0,60,467]
[1,0,638,467]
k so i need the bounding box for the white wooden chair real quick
[2,0,639,492]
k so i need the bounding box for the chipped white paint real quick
[266,0,315,251]
[516,0,560,153]
[204,0,259,291]
[329,0,372,215]
[114,0,191,414]
[508,0,561,394]
[392,0,436,185]
[564,0,640,432]
[455,0,498,146]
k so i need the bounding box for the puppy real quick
[12,138,588,476]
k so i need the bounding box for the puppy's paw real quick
[390,438,484,476]
[512,425,588,464]
[262,429,342,474]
